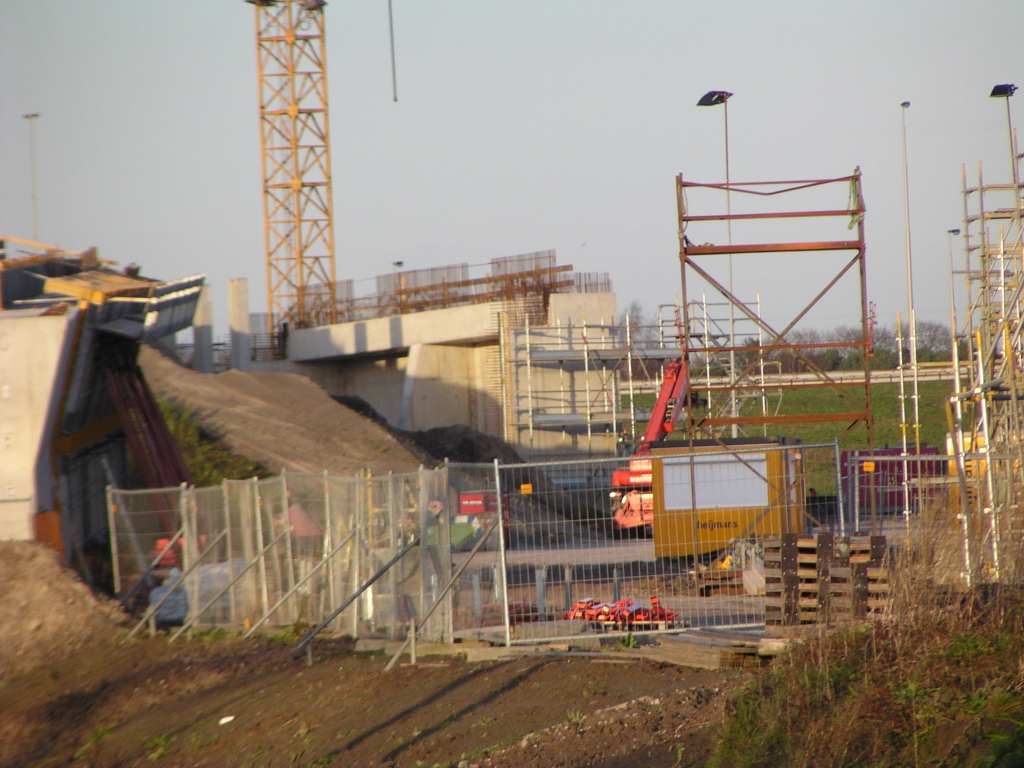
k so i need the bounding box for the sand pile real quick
[0,541,125,680]
[139,346,421,477]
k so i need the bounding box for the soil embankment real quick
[0,541,125,682]
[139,347,421,476]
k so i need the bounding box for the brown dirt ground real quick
[138,347,421,476]
[0,634,741,768]
[0,542,741,767]
[0,542,126,682]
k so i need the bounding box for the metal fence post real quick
[350,473,363,638]
[833,438,846,537]
[853,453,861,534]
[388,471,398,639]
[106,484,120,597]
[280,471,297,623]
[442,464,453,644]
[418,466,428,640]
[323,469,336,630]
[253,476,269,621]
[493,459,511,647]
[181,483,196,640]
[563,565,573,612]
[223,479,237,624]
[536,567,547,617]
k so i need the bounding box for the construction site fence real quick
[107,441,918,647]
[459,442,842,645]
[109,469,452,643]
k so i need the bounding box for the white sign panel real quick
[662,454,769,510]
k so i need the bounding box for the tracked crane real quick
[610,358,690,533]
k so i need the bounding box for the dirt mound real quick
[139,346,421,476]
[331,397,522,466]
[0,541,125,681]
[403,424,525,465]
[480,684,733,768]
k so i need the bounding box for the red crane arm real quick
[636,359,689,454]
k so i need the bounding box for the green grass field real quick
[630,380,953,494]
[762,380,952,451]
[631,380,951,450]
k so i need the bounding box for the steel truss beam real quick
[254,0,337,331]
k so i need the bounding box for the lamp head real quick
[991,84,1017,98]
[948,229,961,236]
[697,90,732,107]
[299,0,326,9]
[900,101,910,109]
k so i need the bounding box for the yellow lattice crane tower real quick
[248,0,336,332]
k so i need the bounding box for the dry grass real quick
[709,499,1024,768]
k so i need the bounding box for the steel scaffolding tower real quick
[252,0,337,331]
[952,151,1024,583]
[676,171,874,448]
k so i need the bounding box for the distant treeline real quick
[738,321,956,372]
[619,301,955,372]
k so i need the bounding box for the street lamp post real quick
[990,84,1020,222]
[697,90,737,437]
[22,113,40,242]
[899,101,921,453]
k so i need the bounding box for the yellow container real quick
[650,441,805,559]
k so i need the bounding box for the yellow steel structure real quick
[252,0,337,331]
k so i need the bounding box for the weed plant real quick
[710,498,1024,768]
[158,399,271,485]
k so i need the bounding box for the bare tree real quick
[619,300,659,343]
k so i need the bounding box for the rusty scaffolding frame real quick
[676,170,874,451]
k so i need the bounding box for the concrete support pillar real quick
[228,278,251,372]
[193,285,214,373]
[397,343,423,429]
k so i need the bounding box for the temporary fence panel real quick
[108,484,187,613]
[490,443,838,644]
[109,467,454,642]
[112,445,855,647]
[417,467,452,643]
[842,449,947,524]
[447,463,509,642]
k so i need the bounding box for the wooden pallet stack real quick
[765,532,888,632]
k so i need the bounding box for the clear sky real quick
[1,1,1021,337]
